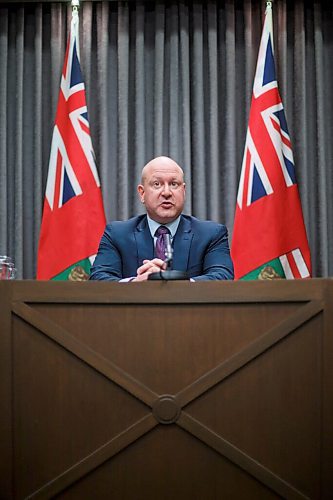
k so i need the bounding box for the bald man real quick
[90,156,234,281]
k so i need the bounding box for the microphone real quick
[148,230,188,280]
[164,232,173,270]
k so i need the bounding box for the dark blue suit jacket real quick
[89,214,234,281]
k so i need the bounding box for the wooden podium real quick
[1,280,332,499]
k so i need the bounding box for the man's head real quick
[138,156,186,224]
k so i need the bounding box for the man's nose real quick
[161,183,172,196]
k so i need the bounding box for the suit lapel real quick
[173,216,193,270]
[134,216,154,266]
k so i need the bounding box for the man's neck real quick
[146,215,181,239]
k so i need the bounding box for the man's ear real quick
[137,184,145,203]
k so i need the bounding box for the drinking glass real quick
[0,256,17,280]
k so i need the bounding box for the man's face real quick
[137,158,186,224]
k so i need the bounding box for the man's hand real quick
[132,258,166,281]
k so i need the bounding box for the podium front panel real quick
[0,280,332,499]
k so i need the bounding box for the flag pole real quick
[71,0,80,58]
[71,0,80,32]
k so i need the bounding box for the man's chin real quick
[154,209,179,224]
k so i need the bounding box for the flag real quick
[37,7,106,280]
[231,3,311,280]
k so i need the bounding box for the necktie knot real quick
[155,226,170,237]
[155,226,170,259]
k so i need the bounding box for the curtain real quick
[0,0,332,278]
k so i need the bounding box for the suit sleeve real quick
[192,224,234,281]
[89,225,123,281]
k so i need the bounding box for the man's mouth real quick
[160,202,173,208]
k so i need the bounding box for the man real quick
[90,156,234,281]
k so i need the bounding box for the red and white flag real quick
[37,7,106,280]
[231,3,311,280]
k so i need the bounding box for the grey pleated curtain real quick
[0,0,332,279]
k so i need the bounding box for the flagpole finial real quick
[71,0,80,11]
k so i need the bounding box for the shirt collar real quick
[147,215,181,239]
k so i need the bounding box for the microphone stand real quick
[148,233,188,281]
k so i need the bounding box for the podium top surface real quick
[0,278,331,303]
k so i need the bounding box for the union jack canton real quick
[46,12,101,211]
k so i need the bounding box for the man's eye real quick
[153,181,160,188]
[171,182,179,188]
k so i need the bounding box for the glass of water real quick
[0,256,17,280]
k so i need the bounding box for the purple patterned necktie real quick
[155,226,170,260]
